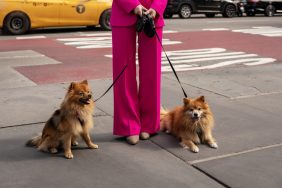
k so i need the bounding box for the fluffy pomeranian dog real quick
[26,80,98,159]
[160,96,218,153]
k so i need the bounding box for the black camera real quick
[136,11,156,38]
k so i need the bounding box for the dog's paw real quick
[180,143,199,153]
[50,148,58,154]
[72,141,79,146]
[209,142,218,149]
[89,143,99,149]
[190,146,199,153]
[64,152,74,159]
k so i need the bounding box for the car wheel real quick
[223,4,236,18]
[265,4,275,16]
[205,13,216,18]
[99,9,111,31]
[179,5,192,19]
[3,12,30,35]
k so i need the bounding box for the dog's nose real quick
[194,113,198,117]
[88,94,92,98]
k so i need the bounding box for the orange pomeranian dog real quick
[26,80,98,159]
[160,96,218,153]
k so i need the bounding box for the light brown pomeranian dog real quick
[160,96,218,153]
[26,80,98,159]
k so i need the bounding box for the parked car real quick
[0,0,112,35]
[244,0,282,16]
[164,0,240,18]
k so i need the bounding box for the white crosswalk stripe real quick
[105,48,276,72]
[233,26,282,37]
[161,48,276,71]
[16,36,46,40]
[202,28,229,31]
[77,30,178,37]
[203,26,282,37]
[57,34,181,49]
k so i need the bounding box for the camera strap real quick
[94,64,128,102]
[154,30,188,98]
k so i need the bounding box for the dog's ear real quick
[183,98,191,105]
[197,96,205,102]
[68,82,76,93]
[81,80,88,85]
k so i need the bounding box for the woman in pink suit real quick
[110,0,167,144]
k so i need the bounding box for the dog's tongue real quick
[80,98,90,105]
[84,99,91,104]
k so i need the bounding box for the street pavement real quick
[1,19,282,188]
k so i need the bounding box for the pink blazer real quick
[110,0,167,27]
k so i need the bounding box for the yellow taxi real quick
[0,0,112,35]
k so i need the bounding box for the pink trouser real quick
[112,26,163,136]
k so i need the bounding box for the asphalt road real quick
[1,15,282,38]
[0,15,281,86]
[165,14,282,31]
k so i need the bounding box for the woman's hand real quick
[134,5,147,17]
[144,8,157,19]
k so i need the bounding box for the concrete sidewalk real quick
[1,67,282,187]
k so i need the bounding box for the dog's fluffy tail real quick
[26,134,42,147]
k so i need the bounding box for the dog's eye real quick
[79,92,84,96]
[189,109,193,112]
[198,108,201,110]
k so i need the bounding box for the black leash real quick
[94,13,188,102]
[154,29,188,98]
[136,10,187,98]
[94,64,128,102]
[94,33,188,102]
